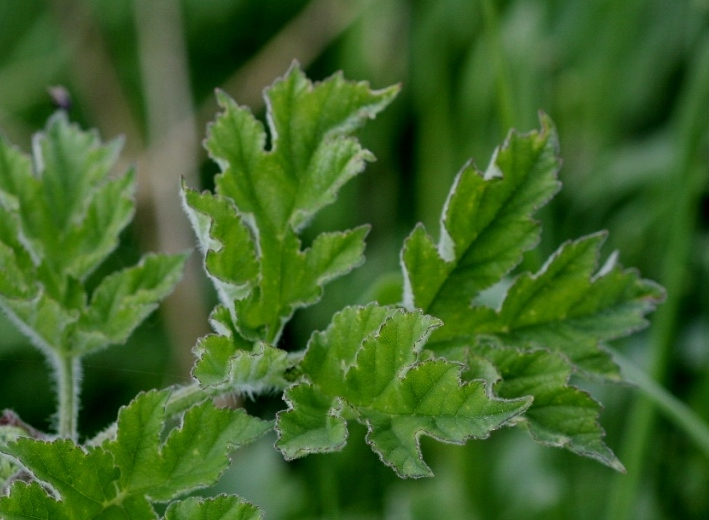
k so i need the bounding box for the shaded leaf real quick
[164,495,262,520]
[467,341,624,471]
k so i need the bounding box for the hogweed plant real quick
[0,64,663,518]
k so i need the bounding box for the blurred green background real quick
[1,0,709,518]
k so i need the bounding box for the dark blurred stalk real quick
[606,33,709,520]
[133,0,210,378]
[481,0,515,133]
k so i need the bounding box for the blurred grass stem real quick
[606,34,709,520]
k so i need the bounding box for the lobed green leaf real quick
[106,389,271,501]
[0,390,270,518]
[402,114,561,314]
[467,341,624,471]
[0,438,120,518]
[432,233,664,378]
[0,111,186,361]
[185,63,399,344]
[276,304,531,478]
[397,115,663,467]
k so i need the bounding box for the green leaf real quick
[74,252,189,355]
[467,341,624,471]
[0,112,185,362]
[192,335,296,395]
[276,304,531,478]
[0,438,120,518]
[0,481,65,519]
[402,114,561,314]
[181,184,259,307]
[164,495,262,520]
[185,63,399,343]
[433,233,664,378]
[0,389,271,518]
[106,389,271,501]
[0,112,134,281]
[395,113,663,468]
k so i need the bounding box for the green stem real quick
[481,0,515,133]
[612,351,709,459]
[605,34,709,520]
[55,354,81,441]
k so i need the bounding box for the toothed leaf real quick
[0,112,186,361]
[185,64,399,344]
[402,115,561,313]
[276,304,531,478]
[193,335,295,395]
[433,233,664,378]
[467,341,624,471]
[0,390,270,518]
[398,116,662,469]
[105,389,271,501]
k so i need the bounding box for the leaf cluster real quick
[0,65,663,517]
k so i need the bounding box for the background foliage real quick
[0,1,707,518]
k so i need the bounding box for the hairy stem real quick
[55,354,81,441]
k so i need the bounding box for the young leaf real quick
[0,112,187,360]
[184,63,399,344]
[276,304,532,478]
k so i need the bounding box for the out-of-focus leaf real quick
[163,495,262,520]
[74,253,188,355]
[0,112,186,360]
